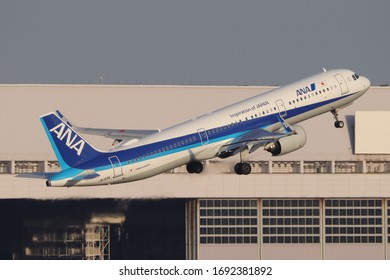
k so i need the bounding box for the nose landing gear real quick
[331,109,344,128]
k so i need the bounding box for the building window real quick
[0,161,11,174]
[14,161,44,173]
[262,199,321,244]
[335,161,363,173]
[272,161,300,173]
[47,161,61,172]
[199,199,258,244]
[325,199,383,243]
[303,161,332,173]
[366,161,390,173]
[244,161,269,173]
[388,200,390,243]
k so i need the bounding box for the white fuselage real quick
[49,69,370,186]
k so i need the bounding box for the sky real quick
[0,0,389,85]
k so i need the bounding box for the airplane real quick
[40,69,370,187]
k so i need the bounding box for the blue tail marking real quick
[40,112,102,169]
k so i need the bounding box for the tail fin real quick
[40,112,102,169]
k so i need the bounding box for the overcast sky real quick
[0,0,389,85]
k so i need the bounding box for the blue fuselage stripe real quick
[52,92,352,181]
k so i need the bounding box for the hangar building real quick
[0,83,389,260]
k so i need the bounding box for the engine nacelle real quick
[264,125,307,156]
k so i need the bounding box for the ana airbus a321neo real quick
[40,69,370,187]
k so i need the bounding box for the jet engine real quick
[264,125,307,156]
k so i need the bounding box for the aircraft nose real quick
[362,76,371,89]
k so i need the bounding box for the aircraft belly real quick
[123,150,192,182]
[191,141,226,161]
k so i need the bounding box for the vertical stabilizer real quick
[40,112,102,169]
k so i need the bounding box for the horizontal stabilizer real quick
[16,172,59,179]
[71,172,100,181]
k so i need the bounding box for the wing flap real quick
[220,127,294,155]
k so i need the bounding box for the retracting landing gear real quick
[331,109,344,128]
[186,161,203,174]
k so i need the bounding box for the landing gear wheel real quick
[331,109,344,129]
[234,162,252,175]
[186,162,203,174]
[334,120,344,128]
[235,163,243,175]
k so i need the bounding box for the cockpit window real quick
[352,73,360,80]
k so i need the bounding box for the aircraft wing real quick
[56,110,159,140]
[69,127,159,140]
[219,126,295,156]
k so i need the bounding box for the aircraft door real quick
[275,99,287,118]
[197,128,209,145]
[108,155,123,178]
[334,74,349,94]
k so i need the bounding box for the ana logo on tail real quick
[49,123,85,156]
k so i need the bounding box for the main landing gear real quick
[331,109,344,128]
[234,150,252,175]
[186,161,203,174]
[234,162,251,175]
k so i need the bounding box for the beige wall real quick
[261,244,321,260]
[199,244,260,260]
[324,244,384,260]
[1,84,390,162]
